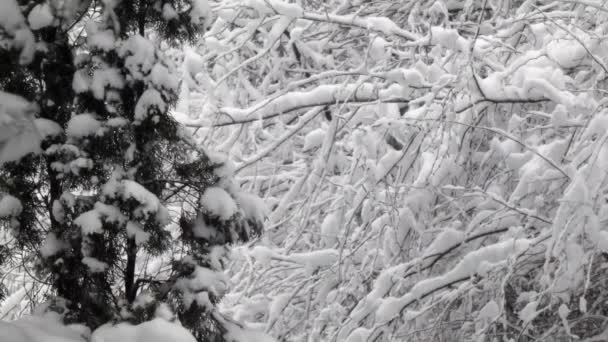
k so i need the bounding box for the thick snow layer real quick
[193,213,216,239]
[429,27,469,52]
[72,70,91,93]
[285,249,339,270]
[74,202,126,235]
[0,315,275,342]
[0,0,35,64]
[121,35,156,79]
[151,63,179,91]
[91,68,125,100]
[66,114,101,138]
[27,3,54,30]
[0,0,28,33]
[375,149,403,180]
[201,187,237,220]
[247,246,340,271]
[120,180,169,223]
[34,118,63,139]
[234,191,267,223]
[0,91,41,162]
[91,318,196,342]
[126,221,150,245]
[174,266,228,308]
[423,227,465,257]
[162,3,179,20]
[87,27,115,52]
[135,89,166,122]
[369,36,390,61]
[219,82,409,125]
[0,313,88,342]
[40,232,68,258]
[519,300,539,323]
[303,128,326,151]
[224,320,277,342]
[0,194,23,217]
[190,0,210,25]
[266,293,290,329]
[320,212,340,247]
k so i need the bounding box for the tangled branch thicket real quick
[177,0,608,341]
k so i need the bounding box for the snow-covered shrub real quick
[175,0,608,341]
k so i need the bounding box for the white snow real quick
[0,194,23,217]
[72,70,90,93]
[190,0,210,25]
[134,89,167,122]
[120,180,167,222]
[285,249,339,270]
[91,318,196,342]
[151,63,179,91]
[0,91,41,163]
[375,149,402,180]
[423,227,465,257]
[105,117,128,127]
[0,313,88,342]
[74,202,127,235]
[369,36,390,61]
[34,119,62,139]
[0,0,35,64]
[174,266,228,307]
[303,128,326,151]
[320,212,340,247]
[0,0,28,33]
[91,68,125,100]
[52,200,65,223]
[87,29,116,52]
[224,321,277,342]
[121,35,156,80]
[27,3,54,30]
[519,300,539,323]
[74,210,103,234]
[183,48,205,77]
[546,35,589,69]
[66,113,101,138]
[126,221,150,245]
[82,256,108,273]
[384,68,426,88]
[266,293,290,329]
[345,327,371,342]
[477,300,500,322]
[234,191,267,223]
[429,26,468,52]
[375,239,530,322]
[162,3,179,20]
[249,245,275,266]
[598,231,608,254]
[247,0,304,18]
[2,2,607,341]
[40,232,68,258]
[201,187,237,220]
[218,82,408,126]
[193,214,216,239]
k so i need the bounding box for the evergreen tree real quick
[0,1,264,340]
